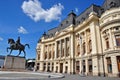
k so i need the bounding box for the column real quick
[90,22,97,54]
[55,41,57,59]
[80,59,82,74]
[63,62,65,73]
[41,44,44,61]
[85,31,88,55]
[54,62,56,72]
[70,34,74,58]
[111,56,118,77]
[92,57,99,76]
[109,29,114,49]
[80,33,83,57]
[64,38,67,57]
[45,62,48,72]
[104,57,108,75]
[60,40,62,58]
[58,63,60,73]
[47,45,49,59]
[85,59,88,75]
[50,63,52,72]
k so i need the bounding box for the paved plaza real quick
[0,71,120,80]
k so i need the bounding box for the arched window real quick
[88,40,92,53]
[105,38,109,49]
[52,51,55,59]
[115,35,120,46]
[49,51,51,59]
[83,42,86,55]
[62,48,64,57]
[77,44,80,56]
[66,47,70,57]
[57,50,60,58]
[38,54,40,60]
[45,52,47,59]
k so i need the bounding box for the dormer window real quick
[66,21,68,24]
[86,13,89,16]
[81,17,85,21]
[109,2,116,8]
[77,21,80,24]
[116,27,119,30]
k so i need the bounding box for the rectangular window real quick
[106,38,109,49]
[76,61,80,72]
[115,35,120,46]
[38,54,40,60]
[106,57,112,73]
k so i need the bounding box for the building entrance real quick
[117,56,120,72]
[60,63,63,73]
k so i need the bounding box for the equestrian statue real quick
[7,37,30,57]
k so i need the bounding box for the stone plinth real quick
[4,55,26,69]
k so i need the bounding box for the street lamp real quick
[79,35,85,77]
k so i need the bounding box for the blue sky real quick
[0,0,104,59]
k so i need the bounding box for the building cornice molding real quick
[74,12,99,32]
[100,7,120,29]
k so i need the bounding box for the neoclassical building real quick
[35,0,120,77]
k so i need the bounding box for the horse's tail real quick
[25,44,30,49]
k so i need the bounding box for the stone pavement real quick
[56,74,120,80]
[0,71,120,80]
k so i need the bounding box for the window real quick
[43,63,46,71]
[65,66,68,73]
[115,27,119,30]
[66,47,70,57]
[88,59,92,72]
[62,48,64,57]
[88,40,92,53]
[82,60,86,72]
[115,35,120,46]
[49,51,51,59]
[83,42,86,55]
[77,44,80,56]
[106,57,112,73]
[38,54,40,60]
[45,52,47,59]
[105,38,110,49]
[76,61,80,73]
[52,51,55,59]
[66,20,68,24]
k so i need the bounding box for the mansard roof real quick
[44,11,76,39]
[102,0,120,11]
[75,4,101,26]
[42,0,120,39]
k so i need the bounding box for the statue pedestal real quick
[3,55,26,70]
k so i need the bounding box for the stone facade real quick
[4,55,26,69]
[36,0,120,77]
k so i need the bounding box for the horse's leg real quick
[7,47,10,52]
[23,50,26,58]
[17,50,21,56]
[9,49,13,55]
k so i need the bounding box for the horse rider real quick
[16,37,21,48]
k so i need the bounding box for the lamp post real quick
[79,35,85,77]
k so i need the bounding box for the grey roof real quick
[102,0,120,11]
[41,0,120,40]
[44,11,76,39]
[75,4,101,26]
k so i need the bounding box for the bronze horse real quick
[7,38,30,57]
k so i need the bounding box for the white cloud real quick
[18,26,28,34]
[75,8,79,13]
[21,0,64,22]
[0,37,3,41]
